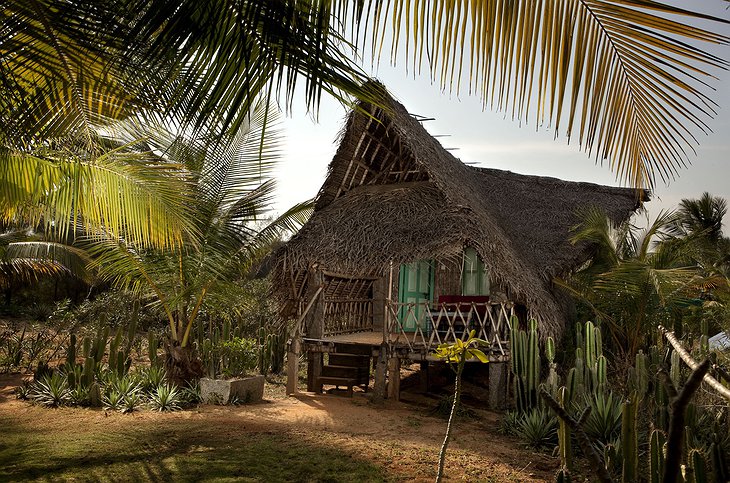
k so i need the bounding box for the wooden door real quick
[398,260,434,332]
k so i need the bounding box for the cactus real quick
[82,336,91,359]
[671,350,681,387]
[649,429,666,483]
[634,350,649,398]
[710,438,728,483]
[81,356,95,388]
[555,467,572,483]
[557,386,573,471]
[595,355,608,390]
[148,332,158,366]
[621,395,639,482]
[687,449,708,483]
[66,333,77,368]
[509,316,540,413]
[92,325,109,364]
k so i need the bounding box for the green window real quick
[462,248,489,296]
[398,260,434,332]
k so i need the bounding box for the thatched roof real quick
[275,82,647,337]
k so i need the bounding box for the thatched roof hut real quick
[274,82,647,339]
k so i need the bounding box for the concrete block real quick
[200,375,265,405]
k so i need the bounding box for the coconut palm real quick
[88,101,312,383]
[4,1,729,193]
[559,208,704,355]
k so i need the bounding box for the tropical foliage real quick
[560,194,730,356]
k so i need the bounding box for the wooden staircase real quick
[316,343,371,396]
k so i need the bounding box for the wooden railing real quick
[323,298,374,335]
[385,301,513,356]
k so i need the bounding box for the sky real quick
[274,5,730,225]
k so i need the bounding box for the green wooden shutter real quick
[462,248,489,296]
[398,260,434,332]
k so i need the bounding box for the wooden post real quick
[388,355,401,401]
[286,338,300,395]
[419,361,429,393]
[305,268,325,392]
[489,362,508,410]
[372,342,388,404]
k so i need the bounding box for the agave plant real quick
[135,365,167,394]
[31,372,71,408]
[515,408,559,450]
[580,392,623,446]
[148,383,182,412]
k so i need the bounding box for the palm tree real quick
[87,101,312,383]
[560,208,703,356]
[677,193,728,243]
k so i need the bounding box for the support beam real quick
[372,343,388,405]
[304,269,325,392]
[388,356,401,401]
[286,338,300,395]
[488,362,508,410]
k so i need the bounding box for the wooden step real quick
[321,365,365,379]
[328,353,370,367]
[315,376,357,396]
[332,343,373,356]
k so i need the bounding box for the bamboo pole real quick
[286,286,323,396]
[658,325,730,401]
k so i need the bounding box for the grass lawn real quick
[0,410,387,482]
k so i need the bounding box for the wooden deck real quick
[303,330,510,362]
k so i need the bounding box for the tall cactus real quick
[649,429,667,483]
[557,386,573,472]
[710,437,728,483]
[687,449,708,483]
[148,331,159,367]
[509,316,540,413]
[621,395,639,482]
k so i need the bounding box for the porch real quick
[285,269,513,407]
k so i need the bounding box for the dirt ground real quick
[0,371,559,482]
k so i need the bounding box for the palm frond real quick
[0,145,196,249]
[343,0,730,188]
[128,0,381,134]
[0,1,151,146]
[6,240,92,283]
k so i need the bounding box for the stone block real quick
[200,375,265,405]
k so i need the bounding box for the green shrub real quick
[180,380,201,405]
[498,410,522,436]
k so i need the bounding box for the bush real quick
[70,290,162,332]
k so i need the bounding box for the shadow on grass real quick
[0,413,388,482]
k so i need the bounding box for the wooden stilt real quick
[387,355,401,401]
[286,338,300,395]
[419,361,429,393]
[372,343,388,404]
[489,362,508,410]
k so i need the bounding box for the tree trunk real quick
[164,340,204,386]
